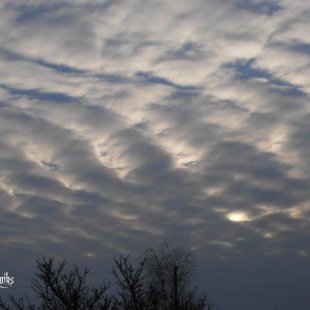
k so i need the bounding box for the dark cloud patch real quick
[36,59,85,74]
[0,47,27,62]
[41,161,60,171]
[135,71,200,91]
[225,59,276,81]
[128,158,173,184]
[224,58,306,96]
[200,141,310,214]
[288,114,310,174]
[0,47,86,75]
[70,191,110,217]
[242,112,279,136]
[0,151,35,176]
[8,173,66,196]
[17,195,67,218]
[0,47,136,82]
[6,2,96,63]
[204,141,286,182]
[224,179,306,209]
[157,41,207,62]
[0,84,78,102]
[0,47,128,93]
[150,93,228,152]
[0,101,9,108]
[10,2,70,25]
[235,0,282,16]
[164,88,202,100]
[254,212,308,236]
[103,33,156,59]
[134,121,148,131]
[81,0,124,12]
[0,108,126,198]
[96,72,129,84]
[13,2,74,26]
[289,41,310,56]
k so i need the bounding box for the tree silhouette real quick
[143,242,195,308]
[0,244,213,310]
[0,257,116,310]
[113,242,213,310]
[112,254,155,310]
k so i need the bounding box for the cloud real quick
[235,0,282,16]
[0,0,310,309]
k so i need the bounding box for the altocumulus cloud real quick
[0,0,310,309]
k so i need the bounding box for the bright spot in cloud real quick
[226,211,251,222]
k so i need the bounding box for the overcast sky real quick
[0,0,310,309]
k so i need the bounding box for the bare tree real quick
[112,242,213,310]
[0,257,116,310]
[0,296,36,310]
[143,242,193,306]
[143,242,213,310]
[112,255,156,310]
[0,244,213,310]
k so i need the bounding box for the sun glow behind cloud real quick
[226,211,251,222]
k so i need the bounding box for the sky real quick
[0,0,310,309]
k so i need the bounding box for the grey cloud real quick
[103,32,156,60]
[288,114,310,174]
[204,141,288,179]
[202,141,309,207]
[12,2,71,25]
[17,195,67,218]
[156,41,208,62]
[235,0,282,16]
[150,92,227,149]
[1,1,97,67]
[287,40,310,56]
